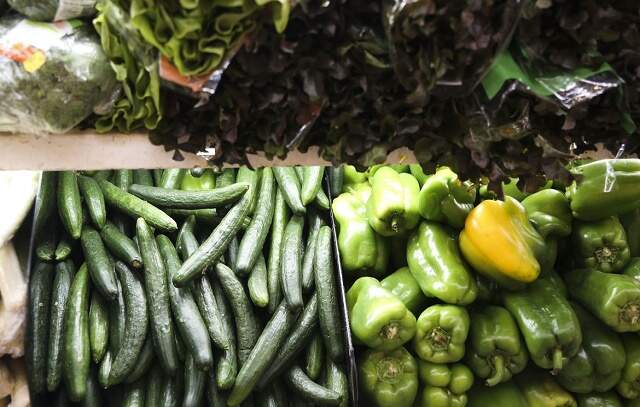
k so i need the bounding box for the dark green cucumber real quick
[273,167,306,215]
[136,218,179,375]
[109,277,126,352]
[267,188,289,314]
[58,171,83,239]
[98,351,113,389]
[46,260,75,392]
[325,358,349,407]
[122,378,146,407]
[109,261,149,385]
[174,331,186,362]
[211,277,238,390]
[153,169,163,186]
[36,217,57,261]
[272,380,288,407]
[89,291,109,364]
[176,215,199,262]
[156,235,213,370]
[295,166,328,210]
[192,275,229,351]
[125,335,154,384]
[329,166,344,197]
[286,365,342,406]
[227,301,298,406]
[34,171,57,238]
[314,226,344,362]
[216,168,236,188]
[113,170,134,192]
[133,169,154,187]
[93,170,113,181]
[258,294,318,388]
[183,355,206,407]
[215,263,261,365]
[81,369,101,407]
[302,208,323,292]
[129,182,249,209]
[78,175,107,229]
[227,235,240,271]
[300,166,325,206]
[258,390,280,407]
[146,368,163,407]
[174,191,252,286]
[161,368,184,407]
[166,208,251,229]
[63,263,91,401]
[281,215,304,311]
[98,179,177,232]
[26,261,54,394]
[305,334,324,381]
[81,226,118,299]
[207,371,227,406]
[159,169,186,189]
[248,254,269,308]
[100,221,143,269]
[237,167,275,275]
[237,167,260,215]
[315,187,331,210]
[54,232,73,261]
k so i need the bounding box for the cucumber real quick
[300,166,324,206]
[211,277,238,390]
[54,232,73,261]
[227,235,240,271]
[216,168,236,188]
[146,368,163,407]
[89,291,109,364]
[173,191,252,286]
[325,358,349,407]
[133,170,154,187]
[46,260,75,392]
[248,254,269,308]
[329,166,344,197]
[302,209,323,292]
[53,387,69,407]
[281,215,304,311]
[315,226,344,362]
[165,208,251,229]
[124,335,154,384]
[207,371,227,406]
[93,170,113,181]
[81,226,118,299]
[305,334,324,381]
[227,301,298,406]
[161,368,184,407]
[129,182,249,209]
[98,179,178,232]
[273,167,306,215]
[190,167,206,177]
[314,187,331,210]
[176,215,199,262]
[215,263,260,365]
[153,169,163,186]
[98,351,113,388]
[174,331,186,362]
[78,175,107,229]
[63,263,91,401]
[258,390,280,407]
[58,171,83,239]
[267,188,289,314]
[36,217,57,261]
[156,235,213,370]
[258,294,319,388]
[81,370,102,407]
[295,166,328,210]
[286,365,342,406]
[136,218,179,375]
[159,169,186,189]
[101,221,143,269]
[34,171,57,239]
[113,170,134,191]
[122,378,146,407]
[109,277,126,352]
[109,262,149,385]
[237,167,275,275]
[26,261,54,394]
[237,167,260,215]
[183,355,206,407]
[192,275,229,351]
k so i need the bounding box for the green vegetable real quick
[54,233,73,261]
[572,216,631,273]
[100,221,143,269]
[618,334,640,399]
[305,334,324,381]
[367,167,420,236]
[63,263,90,402]
[416,361,474,407]
[183,356,206,407]
[89,292,109,364]
[413,304,470,364]
[325,358,349,407]
[128,182,249,209]
[267,188,288,314]
[515,368,577,407]
[58,171,83,240]
[359,346,418,407]
[26,261,54,394]
[417,167,476,229]
[281,215,305,311]
[300,166,325,206]
[81,226,118,300]
[274,167,306,215]
[468,381,528,407]
[286,365,342,406]
[124,336,154,384]
[301,208,323,292]
[381,267,427,313]
[122,378,146,407]
[211,277,238,390]
[248,254,269,308]
[521,189,573,238]
[622,209,640,258]
[78,175,107,229]
[576,392,622,407]
[329,166,344,197]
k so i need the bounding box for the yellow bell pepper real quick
[459,197,546,289]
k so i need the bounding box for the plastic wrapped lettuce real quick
[7,0,96,21]
[0,17,120,134]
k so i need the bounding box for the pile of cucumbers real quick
[26,166,348,406]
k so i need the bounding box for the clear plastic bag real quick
[7,0,96,21]
[0,17,120,134]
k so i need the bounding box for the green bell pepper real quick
[409,164,429,186]
[332,185,389,277]
[468,381,528,407]
[621,209,640,258]
[557,302,625,393]
[572,216,631,273]
[390,235,409,269]
[618,334,640,399]
[502,178,530,201]
[521,189,572,238]
[406,221,477,305]
[381,267,428,314]
[343,165,367,192]
[347,277,416,351]
[564,268,640,332]
[359,346,418,407]
[180,169,216,191]
[466,305,528,386]
[413,305,469,363]
[575,392,622,407]
[366,164,409,179]
[566,159,640,221]
[623,258,640,283]
[503,277,582,371]
[516,368,577,407]
[416,361,473,407]
[417,167,476,229]
[367,167,420,236]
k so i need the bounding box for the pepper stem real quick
[595,245,617,267]
[552,348,563,373]
[390,215,400,233]
[485,355,505,387]
[428,327,451,352]
[621,303,640,326]
[377,357,401,384]
[380,322,400,341]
